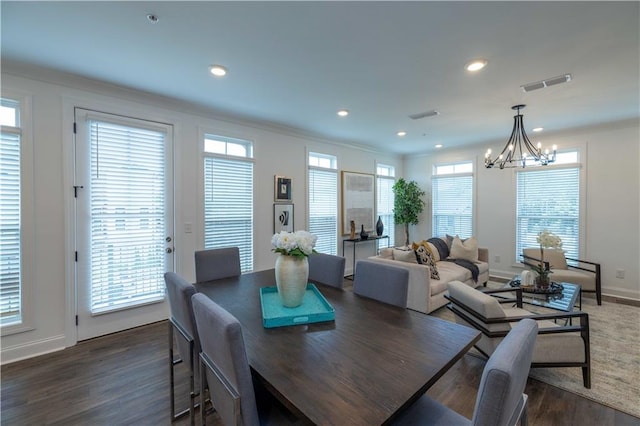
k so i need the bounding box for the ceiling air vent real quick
[408,109,440,120]
[521,73,572,92]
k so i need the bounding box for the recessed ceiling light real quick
[465,59,488,72]
[209,65,227,77]
[435,144,443,149]
[397,131,407,137]
[532,127,544,132]
[337,109,349,117]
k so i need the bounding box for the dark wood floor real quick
[2,320,639,426]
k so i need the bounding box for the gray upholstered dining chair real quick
[446,280,591,388]
[391,318,538,426]
[195,247,241,283]
[164,272,200,425]
[191,293,297,426]
[308,252,346,289]
[522,248,602,305]
[353,259,409,308]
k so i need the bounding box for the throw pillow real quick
[445,234,455,249]
[426,241,440,262]
[392,248,418,264]
[414,244,440,280]
[449,235,479,262]
[379,247,394,259]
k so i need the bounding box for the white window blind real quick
[376,175,395,247]
[516,166,580,262]
[308,160,337,255]
[0,131,21,325]
[204,154,254,272]
[432,163,473,238]
[88,121,167,313]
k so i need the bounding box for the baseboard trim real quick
[1,334,66,365]
[600,294,640,307]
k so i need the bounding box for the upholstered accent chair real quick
[446,281,591,388]
[164,272,200,425]
[194,247,241,283]
[353,259,409,308]
[522,248,601,305]
[391,318,538,426]
[308,252,346,289]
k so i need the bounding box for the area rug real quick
[430,283,640,419]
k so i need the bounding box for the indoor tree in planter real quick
[392,178,425,247]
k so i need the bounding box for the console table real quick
[342,235,390,280]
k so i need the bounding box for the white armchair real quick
[522,248,602,305]
[446,281,591,388]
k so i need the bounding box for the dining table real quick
[194,269,480,425]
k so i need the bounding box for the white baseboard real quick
[602,288,640,303]
[1,334,66,365]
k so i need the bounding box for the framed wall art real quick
[274,175,292,202]
[341,171,375,235]
[274,203,294,233]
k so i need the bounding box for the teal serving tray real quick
[259,284,335,328]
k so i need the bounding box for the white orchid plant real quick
[531,229,563,282]
[271,230,318,259]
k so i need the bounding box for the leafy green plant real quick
[392,178,425,246]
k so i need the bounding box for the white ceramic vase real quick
[275,254,309,307]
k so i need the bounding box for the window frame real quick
[308,151,338,255]
[1,93,35,336]
[431,160,475,239]
[376,163,395,247]
[202,132,255,272]
[514,150,585,265]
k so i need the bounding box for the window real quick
[308,152,337,255]
[516,152,580,263]
[0,98,22,327]
[85,119,168,314]
[376,164,395,247]
[432,161,473,238]
[204,134,254,272]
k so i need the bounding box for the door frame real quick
[63,98,176,346]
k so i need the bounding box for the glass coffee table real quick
[505,276,581,312]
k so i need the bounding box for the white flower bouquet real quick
[531,229,563,284]
[271,230,317,258]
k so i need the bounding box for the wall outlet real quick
[616,269,625,279]
[494,255,501,263]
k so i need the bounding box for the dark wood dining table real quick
[195,269,480,425]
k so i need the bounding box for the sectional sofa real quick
[367,236,489,314]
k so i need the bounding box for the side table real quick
[342,235,390,280]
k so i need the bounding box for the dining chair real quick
[391,318,538,426]
[195,247,241,283]
[522,248,602,305]
[164,272,200,425]
[353,259,409,308]
[308,252,346,289]
[191,293,297,426]
[446,280,591,388]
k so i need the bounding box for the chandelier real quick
[484,104,556,169]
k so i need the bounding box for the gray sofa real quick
[367,237,489,314]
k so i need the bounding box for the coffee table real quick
[505,276,581,312]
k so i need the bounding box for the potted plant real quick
[530,229,563,290]
[392,178,425,247]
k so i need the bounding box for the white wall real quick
[405,119,640,301]
[0,70,402,363]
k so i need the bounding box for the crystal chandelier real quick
[484,105,556,169]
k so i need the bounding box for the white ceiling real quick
[2,1,639,155]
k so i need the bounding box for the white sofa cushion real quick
[449,235,479,262]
